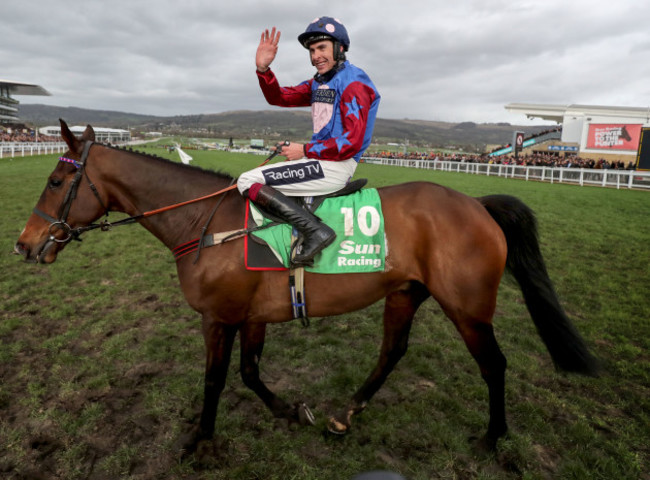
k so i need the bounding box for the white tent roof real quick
[505,103,650,123]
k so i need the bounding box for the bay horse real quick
[14,120,597,456]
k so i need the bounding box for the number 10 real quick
[340,206,380,237]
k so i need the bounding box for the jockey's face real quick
[309,40,337,75]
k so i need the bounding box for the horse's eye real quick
[48,178,63,189]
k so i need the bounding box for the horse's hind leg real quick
[240,323,314,425]
[328,282,429,434]
[439,280,508,449]
[454,319,507,450]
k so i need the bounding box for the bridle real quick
[33,140,110,256]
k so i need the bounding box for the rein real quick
[34,140,287,256]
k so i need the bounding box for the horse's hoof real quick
[175,431,199,460]
[327,416,349,435]
[469,434,499,454]
[175,425,211,461]
[297,402,315,426]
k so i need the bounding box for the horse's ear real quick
[81,124,95,142]
[59,118,82,153]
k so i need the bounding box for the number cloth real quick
[250,189,385,273]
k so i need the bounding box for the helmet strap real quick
[333,41,346,62]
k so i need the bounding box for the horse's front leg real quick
[178,316,238,457]
[328,283,429,434]
[240,322,315,426]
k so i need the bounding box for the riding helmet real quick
[298,16,350,51]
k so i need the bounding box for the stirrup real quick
[293,233,335,267]
[290,234,330,267]
[291,241,316,268]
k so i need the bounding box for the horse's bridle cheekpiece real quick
[33,140,109,254]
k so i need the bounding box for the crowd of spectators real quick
[364,150,636,170]
[492,153,634,170]
[1,125,58,143]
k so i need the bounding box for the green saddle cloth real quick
[251,188,386,273]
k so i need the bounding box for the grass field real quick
[1,147,648,480]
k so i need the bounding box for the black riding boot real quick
[252,185,336,266]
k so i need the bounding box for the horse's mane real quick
[105,143,235,182]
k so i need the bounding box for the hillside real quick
[17,104,160,128]
[17,104,551,148]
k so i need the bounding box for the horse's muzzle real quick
[14,238,58,264]
[14,241,35,263]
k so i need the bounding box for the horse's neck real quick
[96,147,239,248]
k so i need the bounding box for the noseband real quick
[33,140,109,250]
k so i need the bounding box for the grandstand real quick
[1,80,129,144]
[501,103,650,163]
[0,80,50,124]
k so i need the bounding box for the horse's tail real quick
[478,194,599,376]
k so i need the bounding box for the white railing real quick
[0,140,137,158]
[0,142,68,158]
[362,157,650,190]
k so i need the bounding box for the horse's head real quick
[14,119,107,263]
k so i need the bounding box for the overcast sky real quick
[3,0,650,124]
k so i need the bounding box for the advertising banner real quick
[586,124,642,150]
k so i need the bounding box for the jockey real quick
[237,16,381,266]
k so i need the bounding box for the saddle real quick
[305,178,368,210]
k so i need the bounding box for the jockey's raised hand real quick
[256,27,280,73]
